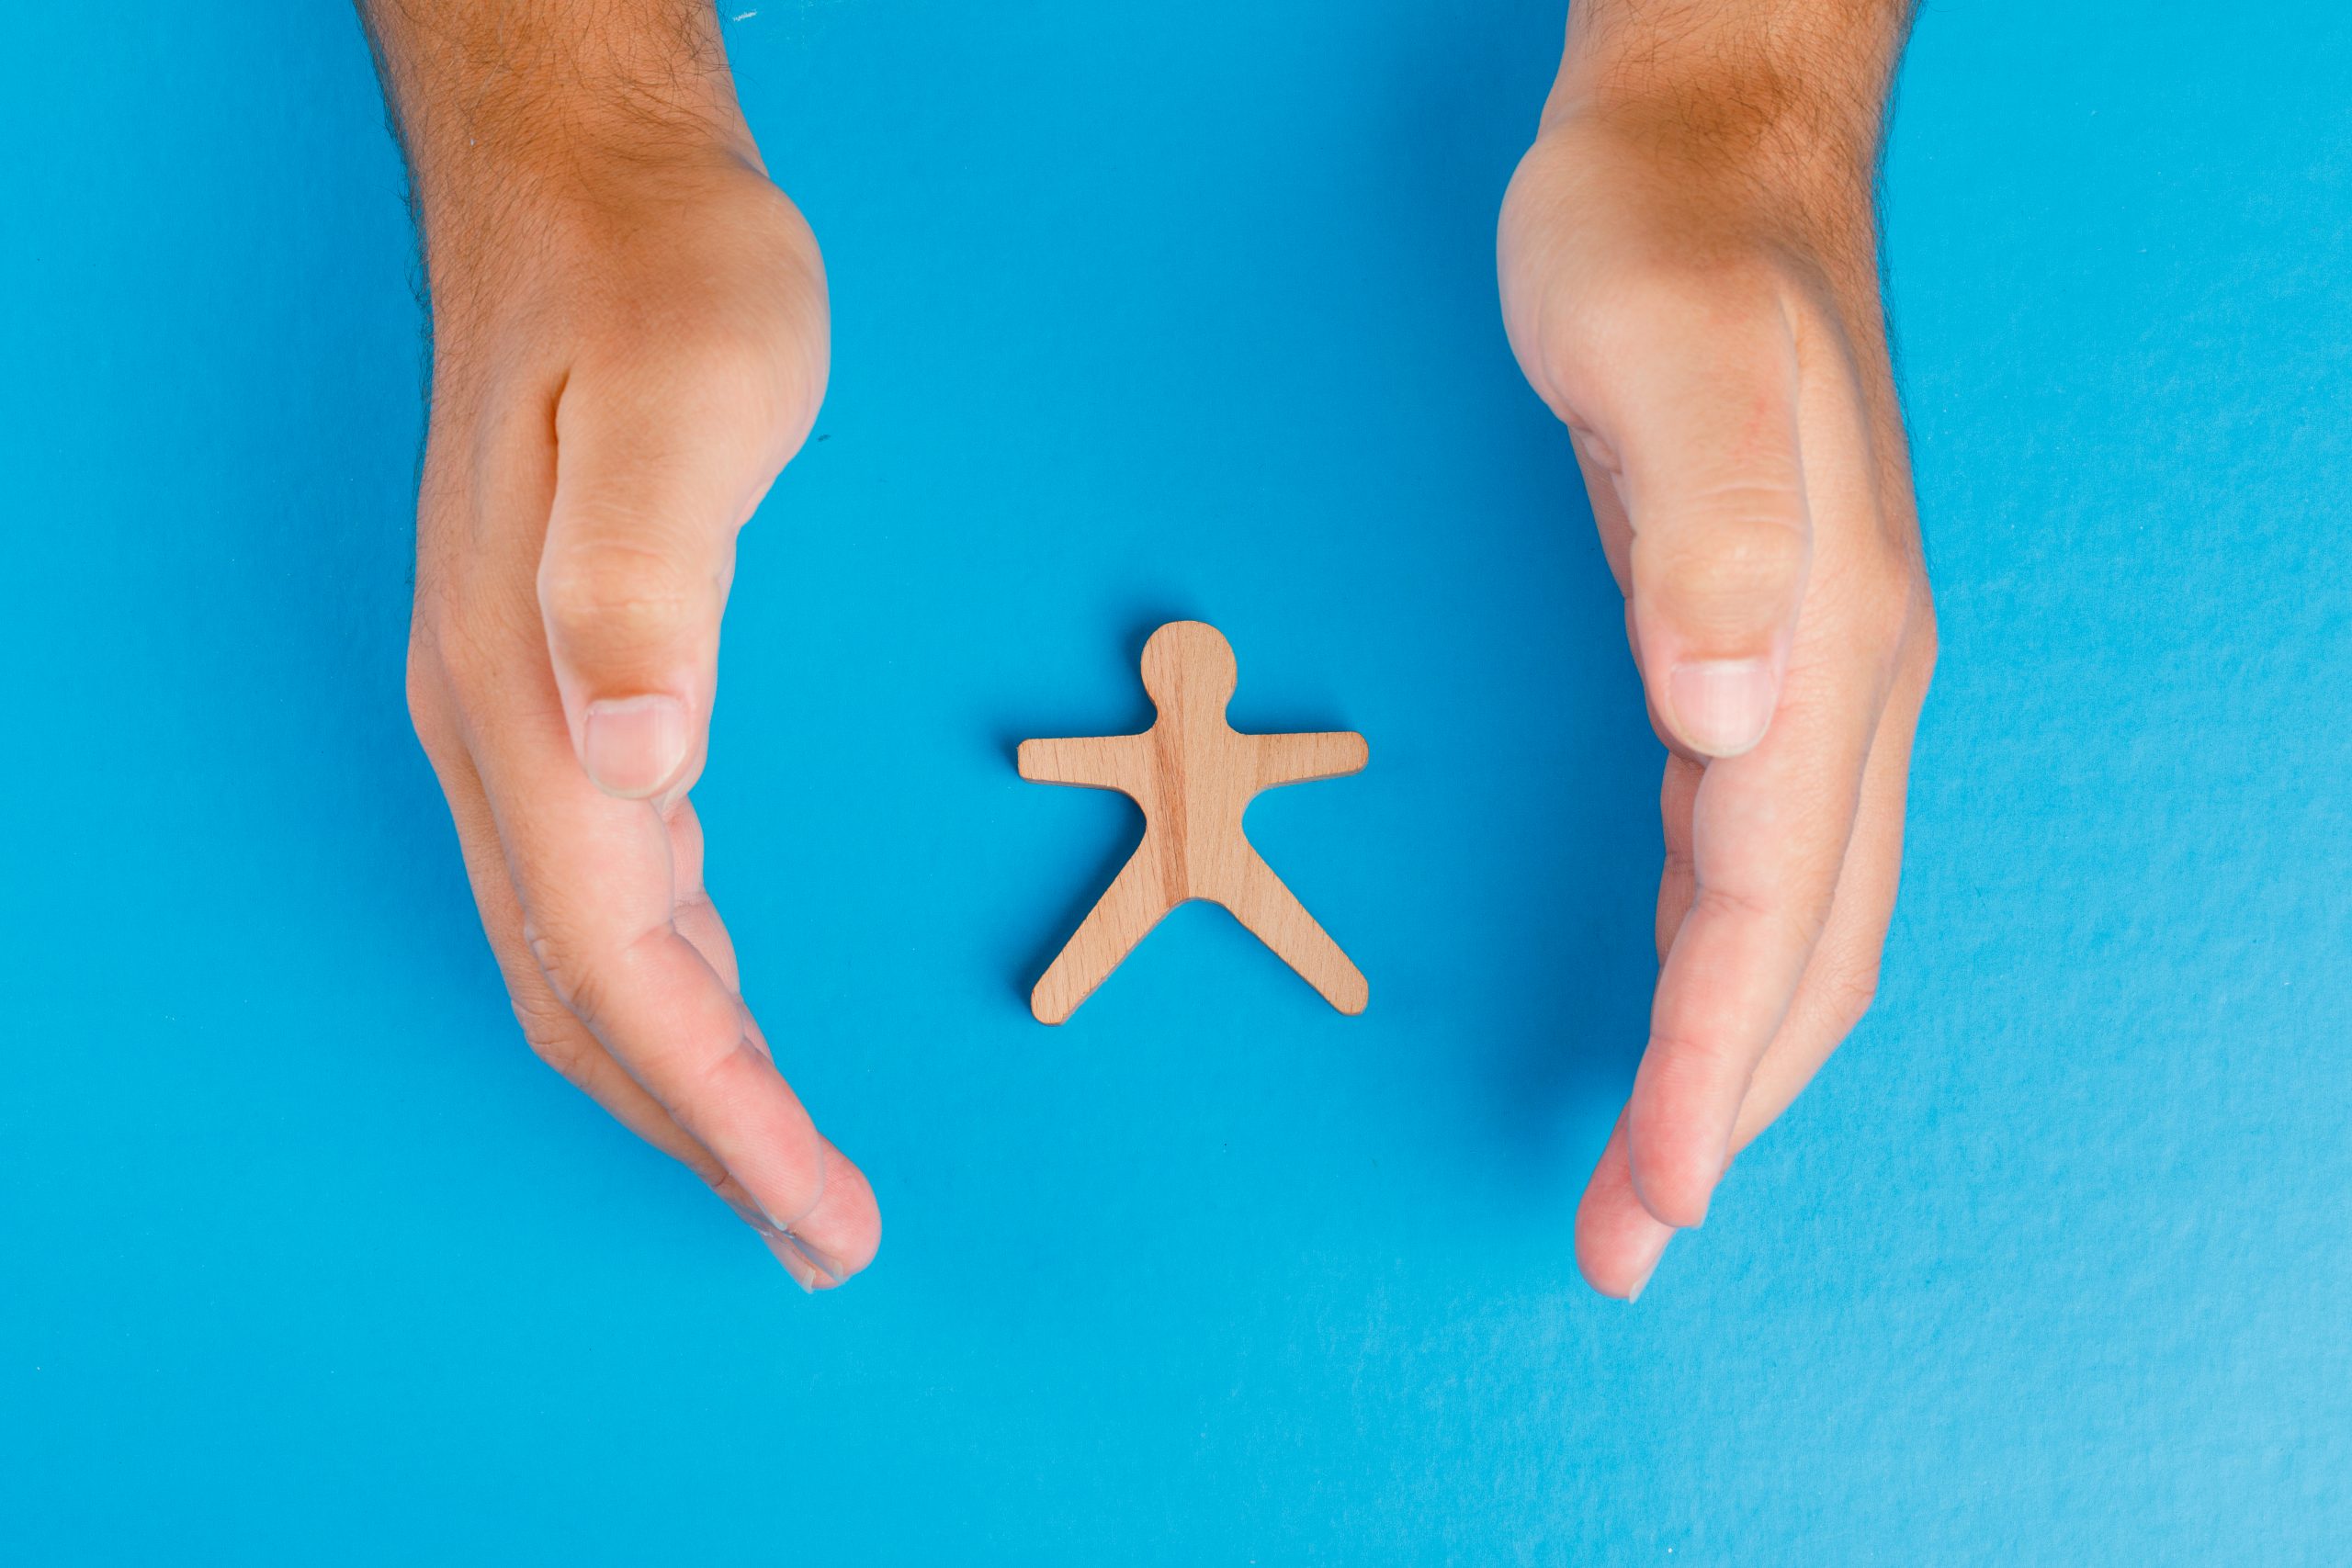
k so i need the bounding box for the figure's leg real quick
[1211,848,1368,1015]
[1032,843,1178,1024]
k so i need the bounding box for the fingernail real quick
[781,1232,852,1289]
[582,695,689,798]
[762,1231,823,1292]
[1668,658,1778,758]
[1626,1247,1668,1303]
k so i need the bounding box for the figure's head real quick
[1139,621,1238,721]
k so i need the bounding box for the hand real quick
[400,130,878,1288]
[1498,20,1936,1299]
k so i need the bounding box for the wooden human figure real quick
[1019,621,1369,1023]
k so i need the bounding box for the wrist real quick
[1529,85,1884,297]
[414,126,762,294]
[1543,4,1903,216]
[363,1,763,302]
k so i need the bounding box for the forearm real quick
[356,1,756,284]
[1547,1,1914,209]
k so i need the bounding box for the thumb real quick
[537,353,816,799]
[1596,303,1812,760]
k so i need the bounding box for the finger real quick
[663,795,741,994]
[1625,603,1886,1228]
[421,701,859,1292]
[1568,432,1633,597]
[662,795,883,1285]
[412,683,737,1195]
[539,325,826,801]
[466,670,879,1281]
[1577,435,1694,759]
[1568,287,1812,760]
[441,353,876,1286]
[1656,751,1702,964]
[735,1011,883,1286]
[1726,635,1930,1149]
[1580,651,1919,1293]
[1574,1112,1677,1301]
[416,412,834,1278]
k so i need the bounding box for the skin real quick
[361,0,1930,1299]
[362,0,877,1289]
[1499,0,1936,1297]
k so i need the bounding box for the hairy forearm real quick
[356,1,754,275]
[1550,0,1915,186]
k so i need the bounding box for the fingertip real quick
[1577,1116,1680,1301]
[1624,1146,1718,1231]
[817,1145,884,1275]
[1571,1114,1683,1297]
[1623,1243,1668,1303]
[1623,1101,1728,1231]
[766,1142,881,1287]
[1577,1211,1676,1303]
[762,1230,831,1292]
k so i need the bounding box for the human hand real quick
[372,4,877,1289]
[1498,1,1936,1299]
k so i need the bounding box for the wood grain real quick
[1018,621,1369,1023]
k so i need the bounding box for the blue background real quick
[4,1,2348,1562]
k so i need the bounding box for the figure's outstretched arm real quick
[1212,849,1367,1015]
[1032,843,1176,1023]
[1251,731,1368,789]
[1018,735,1148,792]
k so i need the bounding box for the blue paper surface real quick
[3,2,2347,1561]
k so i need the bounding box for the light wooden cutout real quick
[1019,621,1369,1023]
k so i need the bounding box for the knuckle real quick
[509,994,595,1084]
[537,541,705,655]
[1838,548,1937,676]
[1645,1018,1742,1077]
[420,612,514,716]
[403,625,482,759]
[1905,594,1941,680]
[690,1028,765,1104]
[1647,514,1809,626]
[1701,881,1827,954]
[1819,963,1883,1035]
[522,918,609,1028]
[403,637,450,750]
